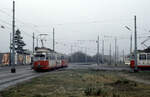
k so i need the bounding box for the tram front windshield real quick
[34,54,45,61]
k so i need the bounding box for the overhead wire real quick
[1,8,150,54]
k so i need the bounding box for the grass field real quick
[0,69,150,97]
[129,70,150,80]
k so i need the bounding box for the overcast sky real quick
[0,0,150,56]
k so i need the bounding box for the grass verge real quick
[0,69,150,97]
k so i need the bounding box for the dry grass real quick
[0,69,150,97]
[129,71,150,80]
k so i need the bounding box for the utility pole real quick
[53,28,55,52]
[134,15,138,71]
[115,37,117,66]
[33,32,35,53]
[117,46,119,65]
[9,33,12,66]
[102,39,104,64]
[109,43,111,65]
[123,49,124,64]
[130,33,132,58]
[97,36,100,65]
[11,0,16,73]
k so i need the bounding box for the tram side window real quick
[147,54,150,60]
[46,56,49,60]
[50,55,55,60]
[50,56,52,59]
[57,56,61,60]
[139,54,146,60]
[61,56,64,60]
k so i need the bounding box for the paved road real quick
[0,65,41,91]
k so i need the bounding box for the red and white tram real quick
[130,48,150,70]
[32,47,68,71]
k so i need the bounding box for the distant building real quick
[0,50,32,66]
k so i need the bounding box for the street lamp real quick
[124,26,132,61]
[125,16,138,72]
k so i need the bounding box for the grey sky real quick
[0,0,150,55]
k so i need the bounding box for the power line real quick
[0,8,44,34]
[0,19,11,26]
[32,18,132,27]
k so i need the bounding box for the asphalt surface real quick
[0,65,40,91]
[0,63,131,91]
